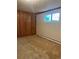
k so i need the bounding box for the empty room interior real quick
[17,0,61,59]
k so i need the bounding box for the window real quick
[52,13,60,21]
[44,14,51,22]
[44,13,60,22]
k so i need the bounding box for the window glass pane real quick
[52,13,60,21]
[44,14,51,22]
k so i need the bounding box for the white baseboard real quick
[37,34,61,44]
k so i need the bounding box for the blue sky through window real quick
[44,14,51,22]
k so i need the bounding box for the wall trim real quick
[36,34,61,44]
[35,7,61,15]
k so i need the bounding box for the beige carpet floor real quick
[17,35,61,59]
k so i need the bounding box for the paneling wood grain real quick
[17,10,36,37]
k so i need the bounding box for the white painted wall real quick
[36,9,61,43]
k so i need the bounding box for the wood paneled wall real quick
[17,10,36,37]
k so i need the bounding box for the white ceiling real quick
[17,0,61,13]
